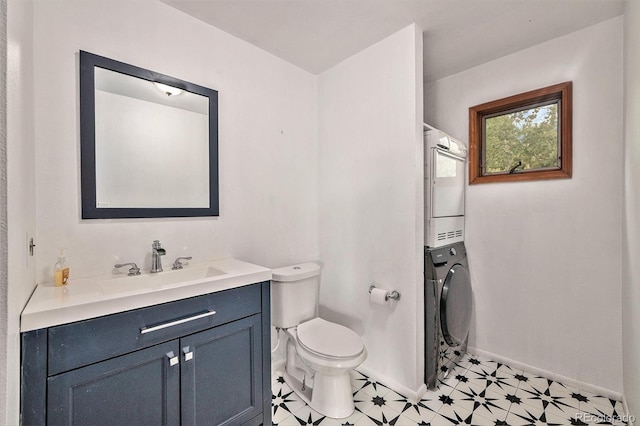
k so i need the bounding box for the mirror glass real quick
[80,51,219,219]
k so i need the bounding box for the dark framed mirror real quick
[79,50,219,219]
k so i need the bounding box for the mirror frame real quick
[79,50,219,219]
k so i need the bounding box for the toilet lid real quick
[296,318,364,358]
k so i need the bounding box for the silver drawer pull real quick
[183,346,193,362]
[140,310,216,335]
[166,351,179,366]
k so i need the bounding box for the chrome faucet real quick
[172,256,193,270]
[151,240,166,273]
[114,262,141,276]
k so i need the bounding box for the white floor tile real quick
[427,413,458,425]
[512,370,551,393]
[273,409,295,425]
[357,377,393,398]
[464,367,520,394]
[275,413,301,426]
[449,387,511,421]
[399,400,439,424]
[435,400,473,424]
[352,413,384,426]
[320,409,365,426]
[496,362,521,378]
[272,358,628,426]
[352,389,375,415]
[548,379,580,399]
[578,390,626,415]
[514,383,580,417]
[386,411,422,425]
[289,404,330,425]
[453,353,474,372]
[468,411,504,425]
[359,402,402,426]
[506,401,547,425]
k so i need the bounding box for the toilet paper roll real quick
[370,288,388,305]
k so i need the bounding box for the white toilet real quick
[271,263,367,419]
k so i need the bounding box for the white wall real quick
[5,0,37,424]
[425,17,623,392]
[0,0,8,421]
[623,0,640,417]
[318,24,425,397]
[32,0,318,283]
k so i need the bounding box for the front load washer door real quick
[440,264,472,346]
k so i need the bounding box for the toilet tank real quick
[271,263,321,329]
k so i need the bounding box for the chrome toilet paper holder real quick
[369,285,401,301]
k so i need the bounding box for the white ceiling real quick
[162,0,626,82]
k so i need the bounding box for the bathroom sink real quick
[21,258,272,332]
[100,265,227,295]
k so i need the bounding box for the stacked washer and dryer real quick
[423,125,473,389]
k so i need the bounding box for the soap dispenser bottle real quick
[54,248,70,286]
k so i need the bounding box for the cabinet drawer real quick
[48,283,262,376]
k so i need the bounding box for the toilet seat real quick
[296,318,364,359]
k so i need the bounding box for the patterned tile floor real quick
[271,353,629,425]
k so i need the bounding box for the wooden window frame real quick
[468,81,572,184]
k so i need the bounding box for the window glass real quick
[483,102,559,175]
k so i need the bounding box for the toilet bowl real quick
[284,318,367,418]
[271,263,367,418]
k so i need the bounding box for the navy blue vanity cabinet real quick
[21,282,272,426]
[47,340,181,425]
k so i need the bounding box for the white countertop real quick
[21,258,272,332]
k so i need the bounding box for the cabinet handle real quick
[166,351,179,366]
[140,310,216,334]
[183,346,193,362]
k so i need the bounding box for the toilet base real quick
[284,369,355,419]
[281,326,365,419]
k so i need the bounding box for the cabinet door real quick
[180,314,262,426]
[47,340,180,426]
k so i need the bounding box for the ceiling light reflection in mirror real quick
[93,67,210,209]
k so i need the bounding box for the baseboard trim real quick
[356,365,427,403]
[468,346,623,402]
[621,394,634,426]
